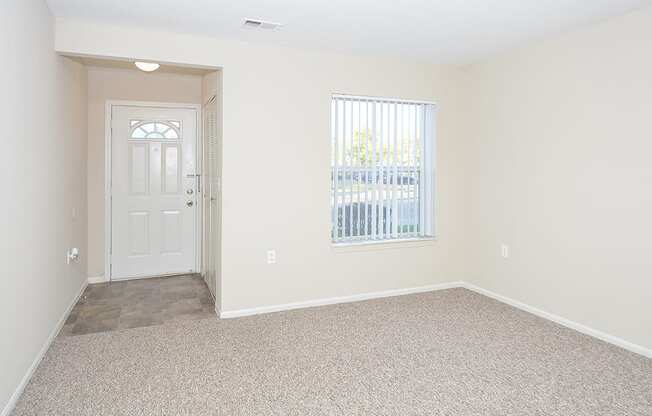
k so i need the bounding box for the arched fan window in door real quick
[129,120,181,139]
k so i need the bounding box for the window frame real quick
[330,94,437,247]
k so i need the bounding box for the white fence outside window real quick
[331,95,435,244]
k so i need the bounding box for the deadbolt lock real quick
[186,189,194,195]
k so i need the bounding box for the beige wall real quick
[56,19,469,313]
[463,7,652,350]
[86,67,202,278]
[201,71,219,105]
[0,1,88,413]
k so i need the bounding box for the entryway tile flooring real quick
[60,274,216,336]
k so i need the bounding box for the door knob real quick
[186,201,194,207]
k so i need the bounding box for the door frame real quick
[104,100,203,281]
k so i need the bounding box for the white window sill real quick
[331,237,436,253]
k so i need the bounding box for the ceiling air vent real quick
[243,19,282,30]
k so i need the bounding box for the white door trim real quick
[104,100,203,281]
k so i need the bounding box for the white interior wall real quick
[85,67,203,279]
[55,19,470,313]
[0,1,88,413]
[463,7,652,351]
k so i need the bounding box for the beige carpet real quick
[12,288,652,415]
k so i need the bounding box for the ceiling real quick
[47,0,652,64]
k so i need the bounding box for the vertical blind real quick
[331,95,435,244]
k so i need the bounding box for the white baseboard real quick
[3,277,648,416]
[461,282,651,359]
[1,278,88,416]
[220,281,463,319]
[221,279,650,358]
[87,275,108,284]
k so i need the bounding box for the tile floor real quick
[61,274,216,336]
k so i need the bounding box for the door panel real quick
[128,211,150,255]
[111,105,198,280]
[161,210,182,254]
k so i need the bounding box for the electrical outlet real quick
[501,244,509,259]
[267,250,276,264]
[67,247,80,264]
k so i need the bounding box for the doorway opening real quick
[66,55,222,308]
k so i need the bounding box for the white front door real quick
[111,104,199,280]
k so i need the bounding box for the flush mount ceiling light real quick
[134,61,160,72]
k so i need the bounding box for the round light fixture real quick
[134,61,160,72]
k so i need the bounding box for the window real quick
[331,95,435,244]
[130,120,181,139]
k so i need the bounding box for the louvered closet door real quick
[203,105,219,297]
[111,105,198,280]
